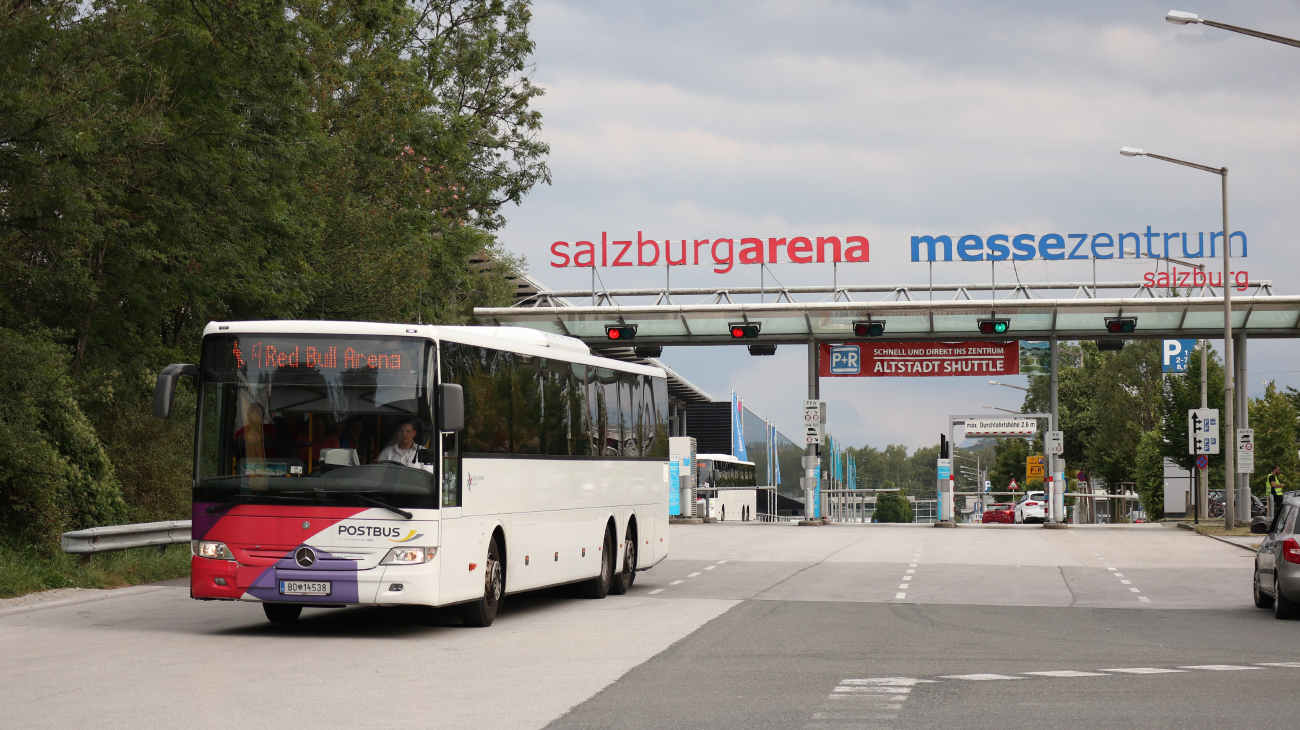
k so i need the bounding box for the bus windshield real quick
[196,334,439,511]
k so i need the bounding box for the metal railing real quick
[61,520,192,559]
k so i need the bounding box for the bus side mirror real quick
[153,364,198,419]
[438,383,464,432]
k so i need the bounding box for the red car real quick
[982,503,1015,524]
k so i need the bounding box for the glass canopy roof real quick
[474,295,1300,345]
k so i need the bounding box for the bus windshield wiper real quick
[281,490,413,520]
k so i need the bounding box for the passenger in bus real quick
[309,419,341,464]
[377,419,422,466]
[338,416,374,464]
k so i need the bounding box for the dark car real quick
[982,503,1015,524]
[1252,492,1300,619]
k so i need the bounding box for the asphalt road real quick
[1,522,1289,730]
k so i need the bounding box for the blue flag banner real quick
[732,392,748,461]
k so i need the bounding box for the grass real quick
[0,540,190,599]
[1188,524,1258,537]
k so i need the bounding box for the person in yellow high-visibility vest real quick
[1267,465,1286,515]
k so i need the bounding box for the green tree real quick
[987,437,1031,490]
[873,491,913,523]
[1133,429,1164,520]
[1251,383,1299,496]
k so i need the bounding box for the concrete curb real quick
[1175,522,1258,553]
[0,585,173,618]
[1042,523,1070,529]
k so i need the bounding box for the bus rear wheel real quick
[460,538,503,627]
[610,529,637,595]
[263,603,302,624]
[580,528,615,599]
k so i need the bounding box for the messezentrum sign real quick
[909,228,1246,263]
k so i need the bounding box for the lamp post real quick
[1120,146,1236,530]
[989,380,1029,392]
[982,405,1023,415]
[1166,10,1300,48]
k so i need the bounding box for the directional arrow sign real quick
[1188,408,1219,455]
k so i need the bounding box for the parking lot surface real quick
[0,523,1280,730]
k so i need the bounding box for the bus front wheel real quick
[460,538,503,627]
[263,603,302,624]
[580,529,615,599]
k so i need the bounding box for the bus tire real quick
[460,538,503,627]
[263,603,302,624]
[580,528,615,599]
[610,526,637,595]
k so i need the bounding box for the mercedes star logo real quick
[294,546,316,567]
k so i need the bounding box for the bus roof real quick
[201,321,665,378]
[697,453,756,466]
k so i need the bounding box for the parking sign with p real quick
[1163,339,1196,373]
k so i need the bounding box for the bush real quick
[874,492,914,523]
[0,329,126,549]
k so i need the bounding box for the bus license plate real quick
[279,580,330,596]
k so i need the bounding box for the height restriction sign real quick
[1237,429,1255,474]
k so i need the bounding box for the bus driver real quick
[378,419,422,467]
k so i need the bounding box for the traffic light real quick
[1105,317,1137,334]
[852,321,886,337]
[977,319,1010,335]
[729,322,760,339]
[605,324,637,341]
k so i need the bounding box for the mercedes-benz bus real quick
[153,321,670,626]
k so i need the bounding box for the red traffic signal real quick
[1105,317,1136,334]
[852,321,885,337]
[605,325,637,341]
[729,322,760,339]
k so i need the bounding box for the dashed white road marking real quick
[669,580,683,585]
[899,584,909,590]
[906,569,915,574]
[1103,667,1186,674]
[1120,580,1132,585]
[909,563,917,567]
[647,589,664,595]
[1129,588,1141,593]
[895,592,907,599]
[716,560,728,564]
[1259,662,1300,668]
[687,572,701,577]
[704,566,716,570]
[1139,596,1151,603]
[903,576,912,581]
[941,674,1024,681]
[1180,665,1260,671]
[1023,670,1109,677]
[806,677,934,727]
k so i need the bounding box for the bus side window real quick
[441,431,460,507]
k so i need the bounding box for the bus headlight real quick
[381,546,437,565]
[193,541,234,560]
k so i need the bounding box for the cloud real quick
[500,0,1300,448]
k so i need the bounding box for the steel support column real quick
[1049,336,1062,522]
[806,340,819,520]
[1236,332,1249,525]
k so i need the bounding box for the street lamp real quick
[1166,10,1300,48]
[988,380,1029,392]
[1120,146,1237,530]
[982,405,1022,415]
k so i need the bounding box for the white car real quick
[1015,491,1048,524]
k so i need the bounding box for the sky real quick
[494,0,1300,451]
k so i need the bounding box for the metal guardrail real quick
[61,520,192,556]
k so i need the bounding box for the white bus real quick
[154,321,670,626]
